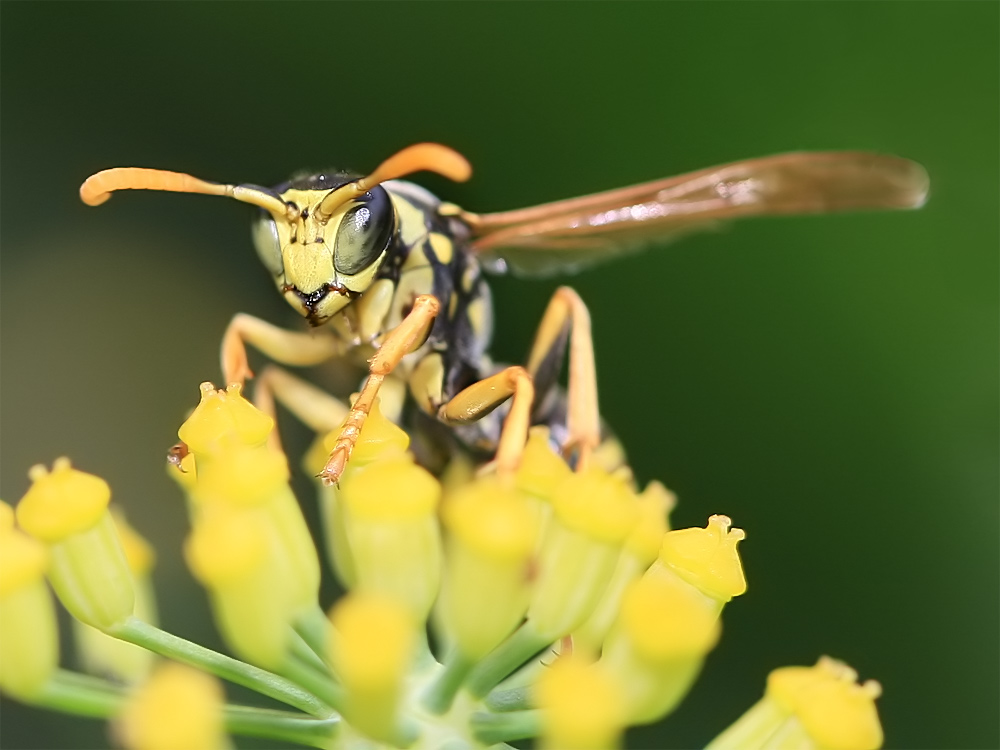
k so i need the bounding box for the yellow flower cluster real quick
[0,382,885,750]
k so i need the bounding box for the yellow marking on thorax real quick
[409,353,446,415]
[428,232,454,265]
[461,263,479,293]
[390,193,430,249]
[466,297,489,340]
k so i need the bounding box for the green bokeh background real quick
[2,3,996,749]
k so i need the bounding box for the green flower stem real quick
[294,605,331,663]
[484,685,532,713]
[470,709,542,745]
[38,671,125,718]
[290,628,331,675]
[280,653,345,712]
[108,617,333,718]
[224,705,340,748]
[35,670,338,748]
[421,650,474,714]
[466,624,550,698]
[49,669,128,697]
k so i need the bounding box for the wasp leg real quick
[319,295,441,485]
[438,366,536,477]
[525,287,599,470]
[221,312,350,387]
[252,365,351,454]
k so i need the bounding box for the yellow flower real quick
[120,663,228,750]
[708,656,884,750]
[0,501,58,700]
[440,475,539,661]
[74,509,158,683]
[17,459,135,631]
[3,378,886,750]
[330,593,415,745]
[537,655,626,750]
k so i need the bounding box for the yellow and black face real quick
[251,173,396,326]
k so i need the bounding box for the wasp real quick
[80,144,928,483]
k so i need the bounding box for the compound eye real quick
[251,214,283,277]
[334,187,393,276]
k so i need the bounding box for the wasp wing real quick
[469,152,929,277]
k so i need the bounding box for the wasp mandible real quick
[80,144,928,483]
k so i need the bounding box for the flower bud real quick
[537,656,626,750]
[17,460,134,630]
[74,509,157,683]
[339,455,442,621]
[601,572,720,723]
[185,510,293,669]
[440,476,539,660]
[707,657,884,750]
[309,398,409,588]
[0,502,58,700]
[330,593,414,745]
[177,383,320,616]
[516,427,572,503]
[178,382,272,456]
[576,480,675,652]
[120,662,228,750]
[653,514,746,604]
[194,443,319,614]
[528,466,638,640]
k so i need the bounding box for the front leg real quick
[319,295,441,485]
[221,312,351,386]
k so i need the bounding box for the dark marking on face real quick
[282,282,358,327]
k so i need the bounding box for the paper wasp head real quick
[249,173,396,326]
[79,143,472,326]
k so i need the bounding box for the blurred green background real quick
[2,3,996,749]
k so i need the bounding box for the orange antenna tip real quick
[79,167,228,207]
[78,167,290,216]
[364,142,473,188]
[317,143,473,220]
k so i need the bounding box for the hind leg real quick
[525,287,600,470]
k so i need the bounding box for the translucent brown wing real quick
[469,152,929,277]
